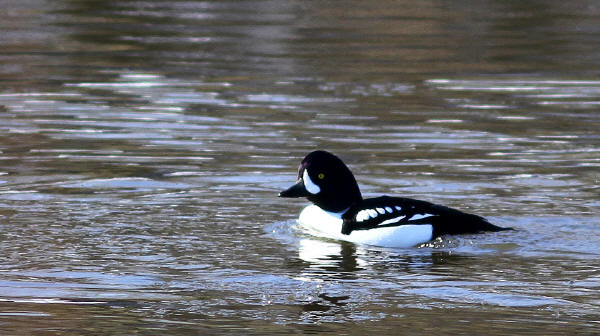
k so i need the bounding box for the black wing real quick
[341,196,510,237]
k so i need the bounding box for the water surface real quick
[1,0,599,334]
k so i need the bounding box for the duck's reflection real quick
[298,238,365,273]
[297,237,474,278]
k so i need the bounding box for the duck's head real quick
[279,150,363,212]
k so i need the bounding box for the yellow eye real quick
[318,173,325,179]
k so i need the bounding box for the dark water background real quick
[1,0,599,334]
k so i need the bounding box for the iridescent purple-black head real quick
[279,150,363,212]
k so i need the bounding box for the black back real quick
[341,196,511,237]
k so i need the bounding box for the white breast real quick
[297,205,433,248]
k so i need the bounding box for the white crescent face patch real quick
[303,169,321,194]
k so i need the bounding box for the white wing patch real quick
[354,203,436,225]
[355,205,404,223]
[356,210,371,222]
[410,213,434,221]
[380,215,406,225]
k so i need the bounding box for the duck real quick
[279,150,512,248]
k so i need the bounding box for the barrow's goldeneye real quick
[279,150,511,247]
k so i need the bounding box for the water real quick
[1,0,599,334]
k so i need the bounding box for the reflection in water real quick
[1,0,600,334]
[298,239,365,273]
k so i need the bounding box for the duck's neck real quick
[309,188,362,213]
[323,206,350,219]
